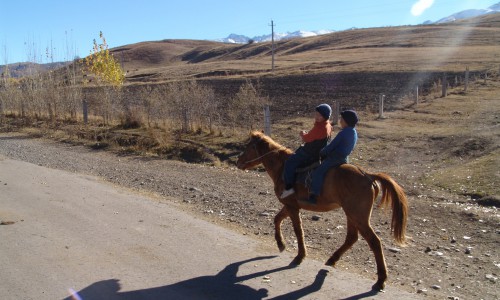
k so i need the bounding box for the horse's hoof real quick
[277,243,286,252]
[371,281,385,292]
[325,257,336,267]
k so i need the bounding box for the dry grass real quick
[428,150,499,197]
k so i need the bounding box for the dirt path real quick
[0,155,420,299]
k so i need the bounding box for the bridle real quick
[239,143,284,165]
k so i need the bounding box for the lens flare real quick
[68,288,82,300]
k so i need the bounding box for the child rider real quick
[280,104,332,199]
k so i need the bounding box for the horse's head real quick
[236,131,266,170]
[236,131,290,170]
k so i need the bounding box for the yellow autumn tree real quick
[84,31,124,86]
[83,32,125,125]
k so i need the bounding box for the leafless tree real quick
[227,79,269,131]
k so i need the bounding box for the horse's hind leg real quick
[325,219,358,266]
[274,206,289,252]
[358,225,387,291]
[288,206,306,265]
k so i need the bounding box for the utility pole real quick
[270,20,275,71]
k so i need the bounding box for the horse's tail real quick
[370,172,408,245]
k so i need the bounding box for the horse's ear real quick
[250,130,261,138]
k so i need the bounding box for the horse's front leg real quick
[274,206,289,252]
[287,205,306,265]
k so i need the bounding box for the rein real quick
[241,144,284,165]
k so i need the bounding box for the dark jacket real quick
[302,137,329,156]
[320,126,357,163]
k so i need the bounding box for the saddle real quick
[292,161,321,189]
[284,160,348,189]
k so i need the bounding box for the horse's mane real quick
[251,131,293,154]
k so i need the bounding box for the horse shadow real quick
[64,256,331,300]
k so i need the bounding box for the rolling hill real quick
[102,13,500,117]
[112,13,500,84]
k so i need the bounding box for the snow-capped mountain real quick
[431,1,500,23]
[218,2,500,44]
[217,30,334,44]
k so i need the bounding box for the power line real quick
[269,20,275,71]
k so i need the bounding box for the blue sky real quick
[1,0,498,64]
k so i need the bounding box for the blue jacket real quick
[319,127,357,162]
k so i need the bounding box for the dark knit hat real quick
[340,110,359,127]
[315,104,332,120]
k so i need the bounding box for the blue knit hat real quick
[340,110,359,127]
[315,104,332,120]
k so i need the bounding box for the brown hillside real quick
[112,13,500,83]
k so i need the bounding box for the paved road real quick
[0,156,421,299]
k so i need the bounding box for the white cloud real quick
[411,0,435,16]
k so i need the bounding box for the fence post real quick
[83,99,88,125]
[441,73,447,97]
[378,94,385,119]
[465,66,469,92]
[263,105,271,136]
[415,86,419,105]
[331,100,340,126]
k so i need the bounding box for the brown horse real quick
[236,131,408,291]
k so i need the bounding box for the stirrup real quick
[280,188,295,199]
